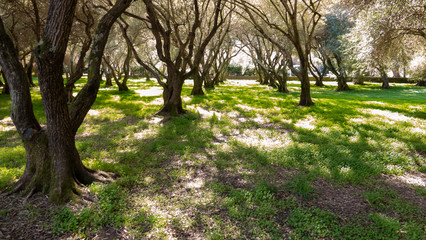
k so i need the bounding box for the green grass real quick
[1,79,425,239]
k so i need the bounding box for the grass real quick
[0,79,425,239]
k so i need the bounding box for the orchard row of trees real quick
[0,0,424,203]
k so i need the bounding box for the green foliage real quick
[125,210,155,238]
[50,184,128,237]
[223,182,285,238]
[243,67,256,76]
[287,207,340,238]
[285,173,316,199]
[227,64,243,76]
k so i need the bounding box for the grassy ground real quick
[0,79,425,239]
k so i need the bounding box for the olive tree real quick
[0,0,133,203]
[238,0,323,106]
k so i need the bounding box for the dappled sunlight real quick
[182,96,192,102]
[187,106,223,119]
[226,79,260,86]
[126,153,228,238]
[365,101,387,106]
[385,164,404,174]
[185,177,204,189]
[295,115,316,130]
[408,105,422,110]
[87,109,101,116]
[2,78,425,239]
[233,128,292,150]
[112,95,120,101]
[131,78,150,83]
[361,109,413,122]
[356,108,426,128]
[86,107,126,121]
[235,104,257,112]
[149,97,163,105]
[0,116,15,131]
[396,173,425,187]
[349,117,367,124]
[135,87,163,97]
[149,117,163,124]
[409,127,426,135]
[385,139,409,151]
[252,114,267,124]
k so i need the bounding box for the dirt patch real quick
[267,168,373,220]
[310,178,372,220]
[93,227,130,240]
[0,193,56,240]
[216,169,251,189]
[413,150,426,158]
[378,172,426,208]
[255,122,295,134]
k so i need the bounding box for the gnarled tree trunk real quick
[25,53,36,87]
[299,72,314,106]
[380,69,390,89]
[191,71,204,95]
[326,54,350,91]
[336,75,350,91]
[158,72,186,116]
[102,62,113,86]
[309,54,325,87]
[0,0,132,203]
[415,80,426,86]
[296,57,314,106]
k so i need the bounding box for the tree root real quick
[23,187,36,204]
[7,180,26,196]
[90,169,120,183]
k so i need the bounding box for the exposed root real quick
[89,169,120,183]
[72,187,82,196]
[23,187,36,204]
[82,195,95,202]
[7,181,26,196]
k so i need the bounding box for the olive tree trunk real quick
[293,56,314,106]
[380,69,390,89]
[191,71,205,95]
[0,0,132,203]
[158,71,186,116]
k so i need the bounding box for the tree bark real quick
[415,80,426,86]
[326,55,350,91]
[103,56,129,91]
[191,71,205,95]
[102,62,113,86]
[0,0,132,203]
[35,0,96,202]
[157,72,186,116]
[309,54,325,87]
[295,57,314,106]
[142,0,225,116]
[299,72,314,106]
[0,16,48,198]
[25,53,36,87]
[277,76,289,93]
[336,75,350,91]
[120,44,131,91]
[380,69,390,89]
